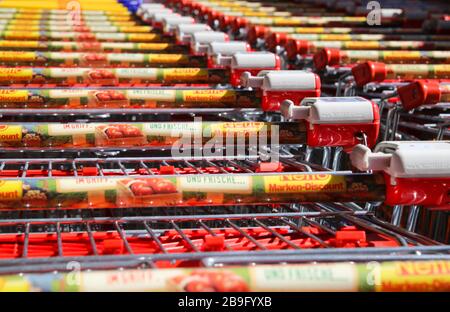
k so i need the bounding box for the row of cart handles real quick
[0,3,446,213]
[0,1,448,209]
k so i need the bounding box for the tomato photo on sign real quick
[184,278,216,292]
[168,270,249,292]
[117,125,142,137]
[84,54,107,61]
[96,92,112,101]
[147,179,177,194]
[105,127,123,139]
[129,180,153,196]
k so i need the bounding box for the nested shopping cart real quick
[0,152,448,276]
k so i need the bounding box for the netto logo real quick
[280,174,330,181]
[0,125,9,131]
[0,69,22,74]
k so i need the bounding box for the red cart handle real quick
[281,96,380,149]
[398,81,450,111]
[240,70,321,111]
[351,141,450,206]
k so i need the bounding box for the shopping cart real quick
[0,151,448,276]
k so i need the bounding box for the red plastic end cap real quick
[159,165,175,175]
[313,48,340,71]
[256,162,283,172]
[193,2,203,9]
[247,25,267,45]
[398,81,442,111]
[103,239,124,254]
[209,10,221,21]
[190,2,201,12]
[82,166,98,176]
[180,0,192,7]
[207,11,220,26]
[232,17,248,32]
[286,39,310,60]
[285,39,299,60]
[265,32,288,52]
[202,235,225,252]
[335,230,366,242]
[199,5,210,15]
[219,14,231,28]
[352,61,387,87]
